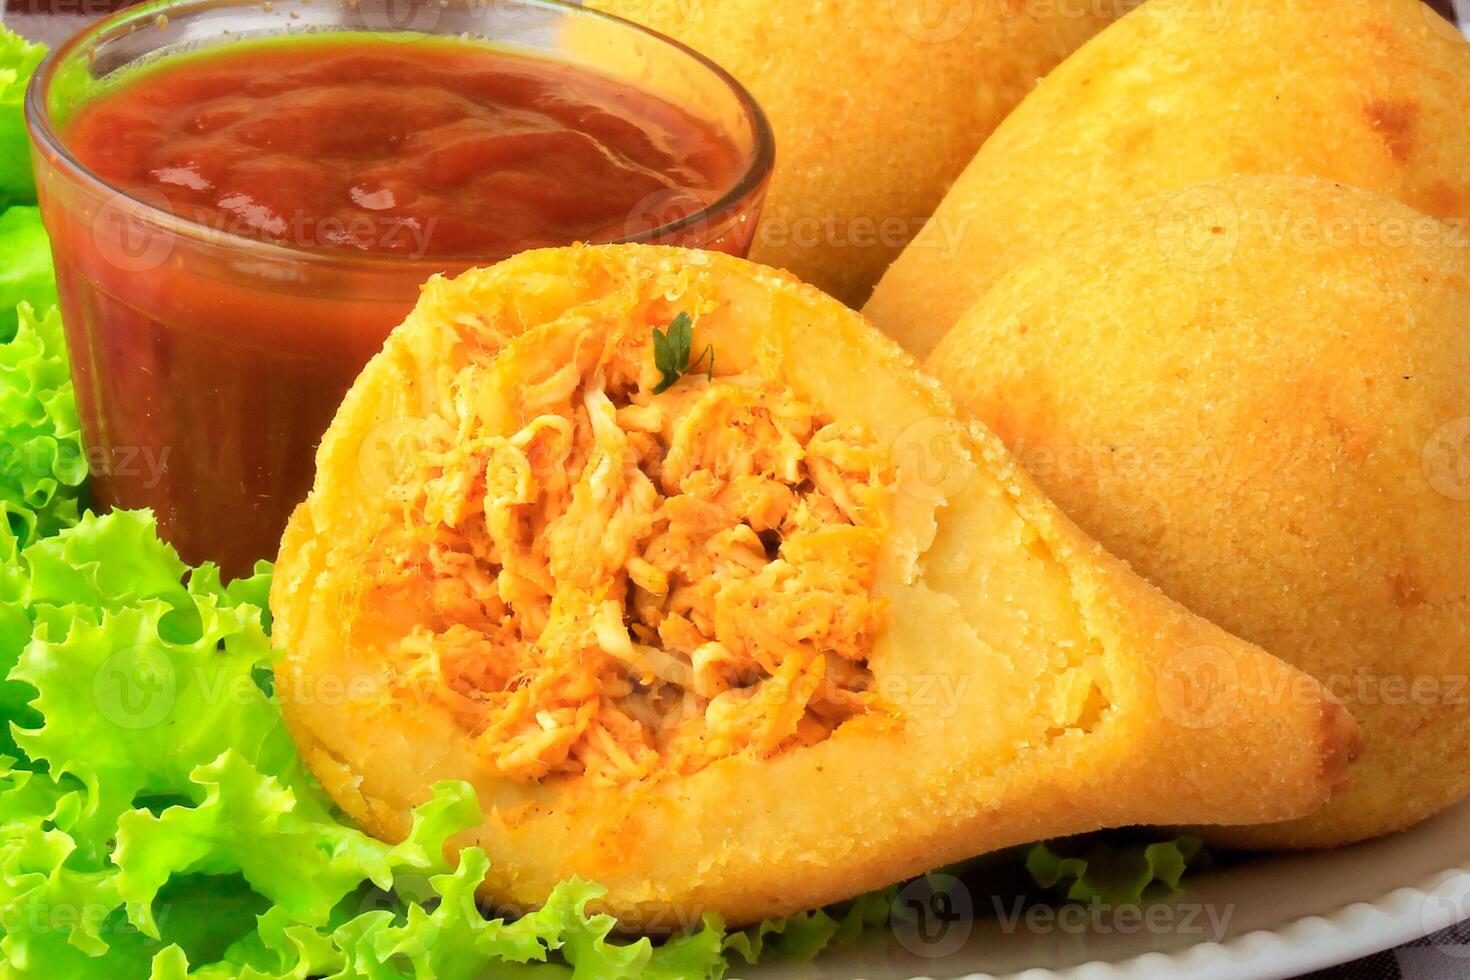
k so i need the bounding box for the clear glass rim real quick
[23,0,776,270]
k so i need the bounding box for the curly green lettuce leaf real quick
[0,513,292,973]
[0,30,45,210]
[0,528,33,750]
[725,885,894,965]
[116,752,385,936]
[313,856,725,980]
[0,303,84,548]
[0,208,57,341]
[1026,835,1205,906]
[10,531,300,844]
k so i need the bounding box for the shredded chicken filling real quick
[361,320,893,784]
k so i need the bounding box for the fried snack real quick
[272,245,1358,927]
[929,175,1470,849]
[583,0,1117,307]
[867,0,1470,356]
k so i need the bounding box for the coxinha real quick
[271,245,1359,928]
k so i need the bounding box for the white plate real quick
[742,798,1470,980]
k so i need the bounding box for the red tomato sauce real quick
[64,36,742,258]
[43,35,753,575]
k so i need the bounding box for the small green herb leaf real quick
[652,312,713,394]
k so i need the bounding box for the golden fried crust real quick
[273,245,1358,929]
[583,0,1116,307]
[867,0,1470,356]
[929,176,1469,848]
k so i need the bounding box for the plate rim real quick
[937,856,1470,980]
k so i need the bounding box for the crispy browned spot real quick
[1363,99,1420,162]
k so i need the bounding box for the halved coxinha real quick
[272,245,1360,929]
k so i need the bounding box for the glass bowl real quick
[26,0,773,575]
